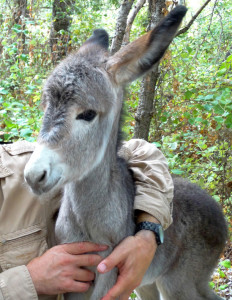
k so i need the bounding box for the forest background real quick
[0,0,231,297]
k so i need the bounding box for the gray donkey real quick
[24,6,227,300]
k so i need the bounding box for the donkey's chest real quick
[55,198,133,246]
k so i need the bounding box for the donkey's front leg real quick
[90,268,118,300]
[63,269,117,300]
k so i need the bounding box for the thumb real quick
[97,246,125,274]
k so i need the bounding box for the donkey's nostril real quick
[38,170,47,182]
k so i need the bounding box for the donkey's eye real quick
[76,110,97,122]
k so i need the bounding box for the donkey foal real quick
[25,6,227,300]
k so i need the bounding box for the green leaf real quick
[20,54,28,62]
[205,94,214,100]
[186,46,192,53]
[152,142,161,147]
[183,112,191,119]
[213,195,221,202]
[130,292,137,299]
[225,114,232,128]
[203,104,212,111]
[226,54,232,62]
[209,281,215,289]
[4,120,16,129]
[195,117,203,123]
[25,20,35,25]
[169,142,178,150]
[160,116,167,122]
[219,284,228,290]
[220,259,231,269]
[0,87,8,95]
[185,90,192,100]
[171,169,184,175]
[219,269,225,278]
[20,128,33,137]
[214,116,224,124]
[217,68,227,76]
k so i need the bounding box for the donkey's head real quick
[24,6,187,195]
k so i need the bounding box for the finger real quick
[97,243,127,273]
[62,242,108,255]
[63,280,91,293]
[73,268,95,282]
[76,254,104,267]
[119,292,132,300]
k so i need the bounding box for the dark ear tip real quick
[171,5,188,18]
[85,29,109,50]
[93,29,109,44]
[93,29,109,49]
[92,29,109,39]
[93,29,107,34]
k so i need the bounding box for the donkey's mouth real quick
[26,173,62,196]
[24,143,66,196]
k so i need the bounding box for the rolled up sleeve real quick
[119,139,174,230]
[0,265,38,300]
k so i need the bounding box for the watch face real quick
[158,226,164,243]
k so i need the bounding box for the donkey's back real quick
[137,177,227,300]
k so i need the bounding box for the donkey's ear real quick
[84,29,109,50]
[107,5,187,85]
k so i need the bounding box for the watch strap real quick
[135,221,163,245]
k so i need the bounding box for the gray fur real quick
[24,6,227,300]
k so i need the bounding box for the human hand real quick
[97,230,157,300]
[27,242,108,295]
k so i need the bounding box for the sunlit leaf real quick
[220,259,231,269]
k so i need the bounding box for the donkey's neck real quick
[65,131,121,209]
[57,128,135,245]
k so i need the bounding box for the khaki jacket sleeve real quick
[0,266,38,300]
[120,139,174,230]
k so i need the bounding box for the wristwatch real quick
[135,221,164,245]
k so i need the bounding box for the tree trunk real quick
[123,0,146,45]
[50,0,73,65]
[133,0,165,140]
[13,0,28,53]
[13,0,28,24]
[110,0,135,55]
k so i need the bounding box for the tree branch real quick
[123,0,146,45]
[176,0,212,37]
[110,0,135,54]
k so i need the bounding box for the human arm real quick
[98,139,174,300]
[0,266,39,300]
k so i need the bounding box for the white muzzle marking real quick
[24,144,65,195]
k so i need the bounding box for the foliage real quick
[210,258,232,298]
[0,0,231,296]
[1,0,231,214]
[0,0,116,141]
[125,0,232,223]
[0,0,231,207]
[0,1,53,141]
[160,0,232,215]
